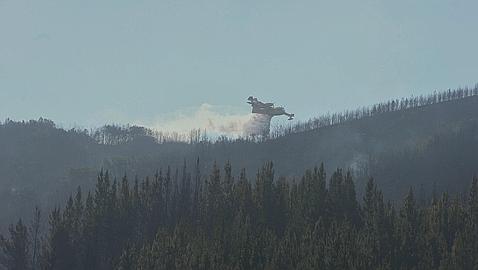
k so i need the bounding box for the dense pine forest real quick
[3,86,478,269]
[1,162,478,269]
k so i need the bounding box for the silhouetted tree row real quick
[2,162,478,269]
[272,84,478,138]
[84,85,478,144]
[4,85,477,144]
[90,125,206,145]
[85,85,478,142]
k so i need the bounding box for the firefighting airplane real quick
[247,96,295,120]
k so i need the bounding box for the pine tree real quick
[398,187,419,269]
[0,219,30,270]
[40,208,75,270]
[30,207,41,270]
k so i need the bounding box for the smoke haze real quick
[147,103,273,137]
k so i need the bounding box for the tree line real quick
[271,84,478,138]
[86,84,478,142]
[5,85,477,145]
[1,161,478,269]
[77,84,478,142]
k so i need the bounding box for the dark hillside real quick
[2,87,478,228]
[261,94,478,176]
[182,94,478,199]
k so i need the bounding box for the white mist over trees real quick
[146,103,280,138]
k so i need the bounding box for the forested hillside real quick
[2,163,478,269]
[1,86,478,229]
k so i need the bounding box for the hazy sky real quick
[1,0,477,131]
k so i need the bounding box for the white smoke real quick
[146,103,273,137]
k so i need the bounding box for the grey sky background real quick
[1,0,477,132]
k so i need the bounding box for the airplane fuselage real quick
[247,96,294,120]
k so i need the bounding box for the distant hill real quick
[2,86,478,228]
